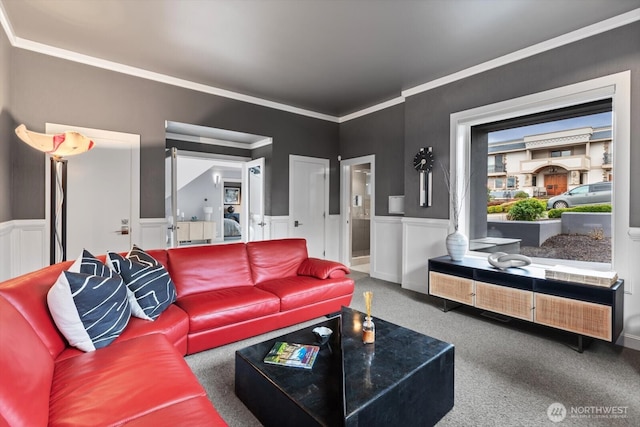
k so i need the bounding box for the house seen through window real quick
[469,100,613,267]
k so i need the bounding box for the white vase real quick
[446,230,468,261]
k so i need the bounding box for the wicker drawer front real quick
[534,294,612,341]
[475,281,534,321]
[429,272,474,305]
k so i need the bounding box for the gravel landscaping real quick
[520,233,611,263]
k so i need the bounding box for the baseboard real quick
[371,271,400,284]
[617,332,640,351]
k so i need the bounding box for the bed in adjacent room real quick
[224,218,242,241]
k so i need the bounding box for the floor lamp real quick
[15,124,94,264]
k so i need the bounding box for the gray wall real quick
[8,48,339,219]
[0,30,11,222]
[404,21,640,226]
[3,21,639,226]
[339,103,405,216]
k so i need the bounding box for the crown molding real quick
[0,0,339,124]
[1,4,638,124]
[401,8,640,99]
[338,96,405,123]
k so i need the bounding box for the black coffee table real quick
[235,307,454,427]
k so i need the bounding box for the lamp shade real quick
[15,124,94,157]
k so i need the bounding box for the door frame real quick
[244,157,265,241]
[340,154,375,267]
[45,123,140,259]
[289,155,329,257]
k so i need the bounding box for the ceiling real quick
[2,0,639,118]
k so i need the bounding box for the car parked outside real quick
[546,181,612,209]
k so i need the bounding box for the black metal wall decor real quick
[413,147,435,207]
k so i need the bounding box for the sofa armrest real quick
[297,258,350,279]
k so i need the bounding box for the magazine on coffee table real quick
[263,341,320,369]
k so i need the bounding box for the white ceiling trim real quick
[342,8,640,123]
[166,132,272,150]
[338,96,406,123]
[1,5,638,124]
[401,8,640,99]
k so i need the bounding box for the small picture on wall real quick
[224,187,240,204]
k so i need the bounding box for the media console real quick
[428,255,624,352]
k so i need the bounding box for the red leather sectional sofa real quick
[0,238,354,426]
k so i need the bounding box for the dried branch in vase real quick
[440,162,472,232]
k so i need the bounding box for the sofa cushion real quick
[123,396,228,426]
[107,246,177,320]
[177,287,280,332]
[256,276,355,311]
[0,297,54,427]
[56,303,191,361]
[0,261,74,359]
[47,271,131,352]
[168,243,254,297]
[247,238,309,285]
[49,334,208,427]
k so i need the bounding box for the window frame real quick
[449,72,630,287]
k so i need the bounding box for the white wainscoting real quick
[0,221,13,281]
[401,217,449,294]
[619,227,640,351]
[0,220,47,280]
[371,216,403,283]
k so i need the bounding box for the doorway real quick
[166,149,263,246]
[165,121,270,246]
[545,173,567,196]
[340,155,375,273]
[349,163,371,272]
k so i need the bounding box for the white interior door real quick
[46,124,140,258]
[245,158,265,241]
[289,155,328,258]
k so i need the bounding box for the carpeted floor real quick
[185,271,640,426]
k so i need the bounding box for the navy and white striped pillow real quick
[70,249,116,277]
[48,271,131,352]
[106,246,177,321]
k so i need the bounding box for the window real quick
[488,155,505,173]
[570,185,589,195]
[474,100,613,265]
[451,72,630,283]
[591,183,611,192]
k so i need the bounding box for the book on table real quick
[544,265,618,287]
[263,341,320,369]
